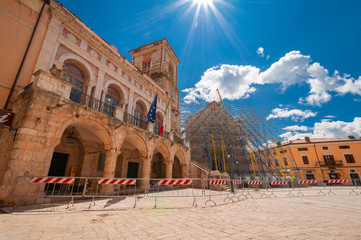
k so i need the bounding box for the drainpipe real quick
[313,143,325,180]
[4,0,50,110]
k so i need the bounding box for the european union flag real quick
[146,94,157,123]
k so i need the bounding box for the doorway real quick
[46,152,69,191]
[350,172,361,186]
[127,162,139,178]
[48,152,69,176]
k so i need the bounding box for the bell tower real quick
[129,38,180,96]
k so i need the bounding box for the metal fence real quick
[12,176,361,209]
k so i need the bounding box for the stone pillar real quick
[165,162,173,179]
[140,156,152,189]
[34,17,62,72]
[147,122,154,133]
[128,89,135,114]
[181,164,188,178]
[113,106,124,121]
[94,69,105,101]
[169,132,174,141]
[100,149,117,193]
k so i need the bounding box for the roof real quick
[284,137,361,145]
[129,38,180,64]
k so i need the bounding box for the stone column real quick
[100,149,117,193]
[128,89,135,114]
[140,156,152,190]
[147,122,154,133]
[94,69,105,101]
[113,106,124,121]
[34,17,62,72]
[165,161,173,179]
[181,164,188,178]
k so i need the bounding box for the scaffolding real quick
[181,98,298,180]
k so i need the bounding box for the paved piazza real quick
[0,190,361,239]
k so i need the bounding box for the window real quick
[345,154,355,163]
[63,63,84,103]
[339,145,350,149]
[302,156,309,164]
[97,153,106,171]
[323,155,335,165]
[306,174,315,180]
[134,102,145,119]
[142,61,151,74]
[298,148,308,151]
[104,86,120,116]
[283,158,288,166]
[322,146,328,150]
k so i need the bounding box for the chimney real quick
[305,136,311,142]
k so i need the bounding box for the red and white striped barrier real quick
[98,178,136,185]
[298,180,317,184]
[271,181,287,185]
[30,177,75,184]
[210,180,227,185]
[158,179,192,185]
[328,179,348,184]
[248,181,262,185]
[233,180,242,185]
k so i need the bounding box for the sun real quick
[193,0,215,7]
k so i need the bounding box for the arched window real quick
[105,86,120,107]
[63,63,84,103]
[103,86,120,116]
[134,101,145,120]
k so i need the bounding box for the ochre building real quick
[0,0,190,205]
[269,137,361,182]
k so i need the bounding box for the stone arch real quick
[172,149,186,178]
[151,143,171,178]
[153,143,170,162]
[174,149,187,165]
[54,118,113,150]
[58,53,95,83]
[103,79,128,105]
[44,118,113,179]
[133,97,149,114]
[115,134,148,179]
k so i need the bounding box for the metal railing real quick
[319,160,343,166]
[69,89,114,117]
[123,112,147,130]
[12,176,361,209]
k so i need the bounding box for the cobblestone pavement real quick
[1,190,361,239]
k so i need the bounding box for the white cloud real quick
[183,64,259,103]
[258,51,311,89]
[280,117,361,140]
[266,107,317,122]
[324,115,336,118]
[257,47,264,57]
[282,125,310,131]
[183,50,361,105]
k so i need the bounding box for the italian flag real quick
[160,102,169,135]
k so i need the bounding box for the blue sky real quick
[58,0,361,140]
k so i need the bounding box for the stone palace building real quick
[0,0,190,205]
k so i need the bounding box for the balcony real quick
[76,92,114,117]
[123,112,147,130]
[319,160,343,167]
[32,70,185,145]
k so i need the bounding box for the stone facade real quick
[0,0,190,206]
